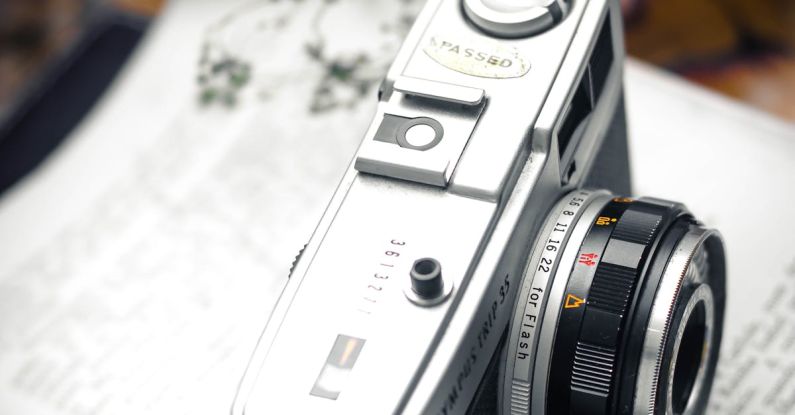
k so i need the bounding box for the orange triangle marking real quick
[564,294,585,309]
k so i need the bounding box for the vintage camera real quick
[232,0,727,414]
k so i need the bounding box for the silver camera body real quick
[232,0,669,413]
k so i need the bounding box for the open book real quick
[0,1,793,413]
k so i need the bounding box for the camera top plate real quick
[366,0,617,202]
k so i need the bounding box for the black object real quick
[547,199,681,415]
[410,258,444,299]
[613,218,691,413]
[0,11,149,196]
[547,200,635,415]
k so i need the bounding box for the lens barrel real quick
[501,190,726,415]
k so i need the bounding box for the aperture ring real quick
[502,190,607,415]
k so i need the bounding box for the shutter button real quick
[463,0,569,38]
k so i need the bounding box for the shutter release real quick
[463,0,569,38]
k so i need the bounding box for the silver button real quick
[463,0,568,38]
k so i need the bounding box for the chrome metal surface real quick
[463,0,568,38]
[401,0,616,200]
[354,88,484,187]
[502,190,608,415]
[234,0,627,412]
[393,77,485,106]
[667,283,714,415]
[529,191,611,415]
[634,229,718,415]
[242,174,495,414]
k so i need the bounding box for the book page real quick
[628,61,795,414]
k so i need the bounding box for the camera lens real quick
[501,190,726,415]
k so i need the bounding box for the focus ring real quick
[545,200,629,413]
[573,202,665,414]
[549,198,673,415]
[587,262,637,314]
